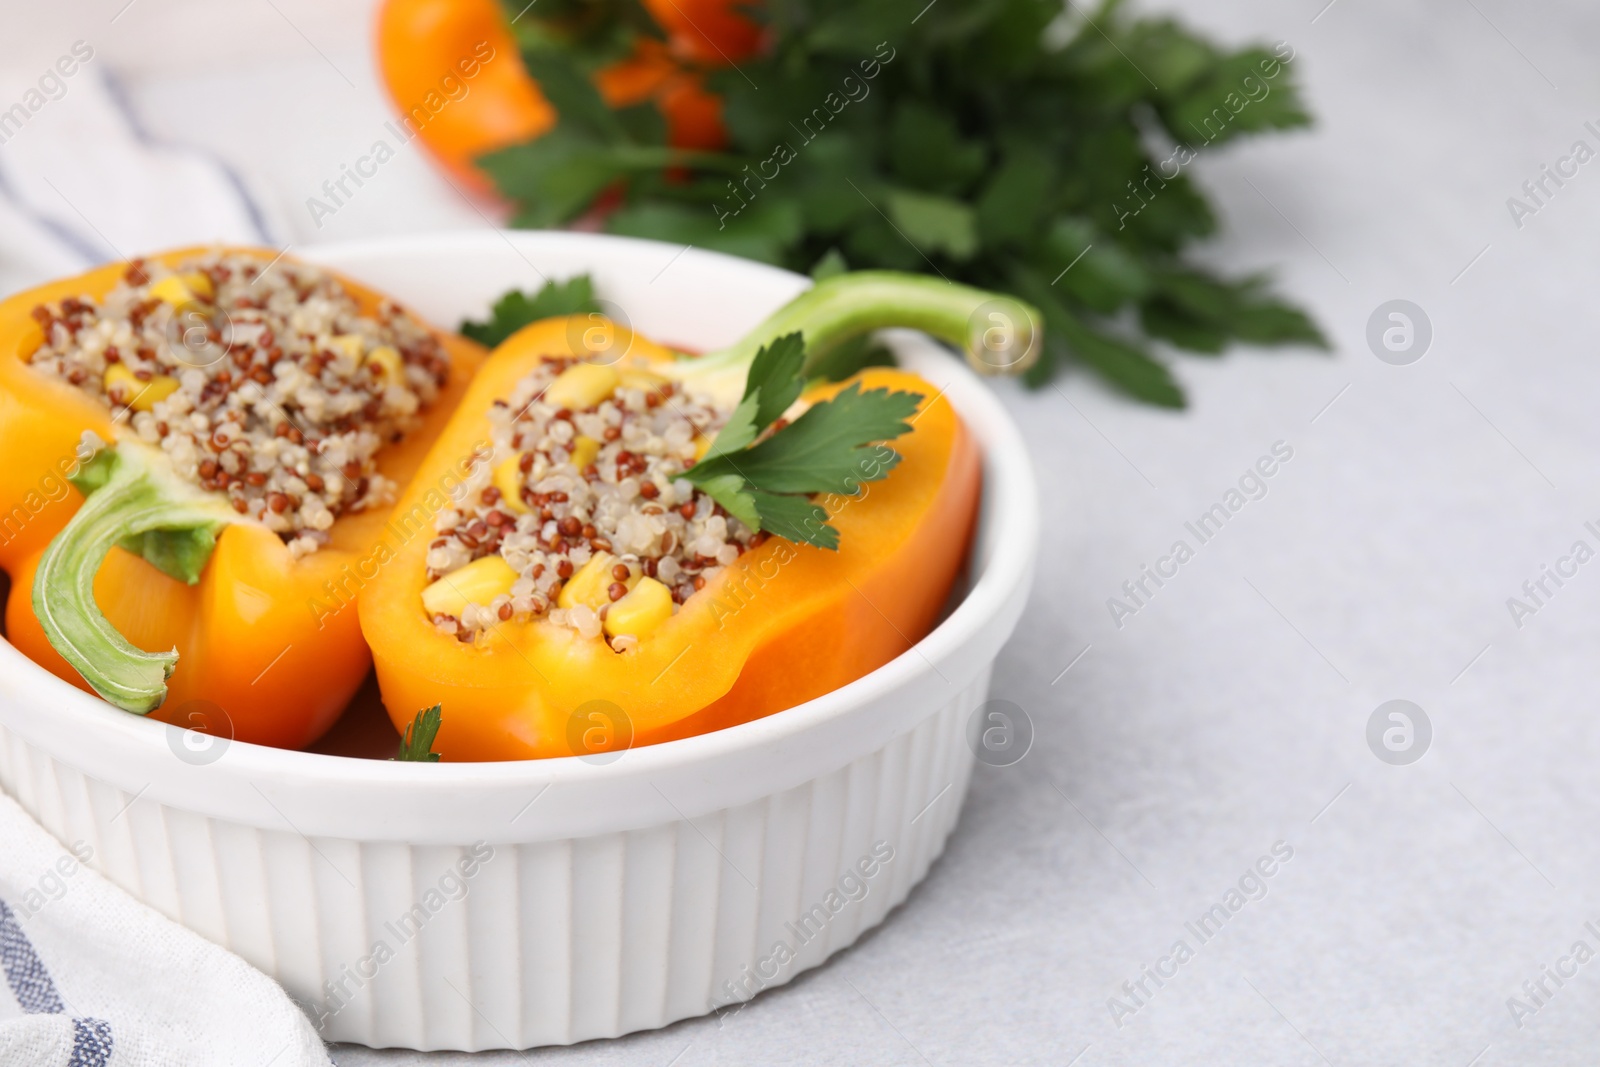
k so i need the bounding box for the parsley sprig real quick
[683,333,922,550]
[461,275,602,348]
[394,703,443,762]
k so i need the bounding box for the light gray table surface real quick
[11,0,1600,1063]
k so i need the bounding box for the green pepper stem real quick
[676,272,1042,388]
[32,441,236,714]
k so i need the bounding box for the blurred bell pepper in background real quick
[375,0,746,193]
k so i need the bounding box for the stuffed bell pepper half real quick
[359,272,1039,760]
[0,248,483,748]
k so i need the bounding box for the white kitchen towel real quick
[0,792,332,1067]
[0,59,277,298]
[0,60,321,1066]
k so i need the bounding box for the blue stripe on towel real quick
[0,897,115,1063]
[0,164,108,268]
[0,897,65,1014]
[68,1017,113,1067]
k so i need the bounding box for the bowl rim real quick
[0,231,1038,797]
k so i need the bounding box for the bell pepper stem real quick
[32,440,236,714]
[683,271,1043,383]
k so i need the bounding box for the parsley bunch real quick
[483,0,1326,407]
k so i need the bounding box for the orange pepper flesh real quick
[0,250,485,750]
[375,0,730,191]
[358,317,980,761]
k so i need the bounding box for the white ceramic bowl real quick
[0,231,1038,1050]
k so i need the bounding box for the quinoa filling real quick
[26,251,450,557]
[425,356,772,651]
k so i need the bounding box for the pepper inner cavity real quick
[423,356,769,651]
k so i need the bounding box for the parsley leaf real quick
[519,48,627,141]
[395,704,443,762]
[688,470,761,531]
[1014,267,1183,408]
[702,395,763,460]
[697,383,917,495]
[683,333,922,550]
[750,490,837,550]
[744,332,807,430]
[700,332,808,464]
[460,275,600,347]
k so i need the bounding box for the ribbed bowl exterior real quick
[0,668,987,1048]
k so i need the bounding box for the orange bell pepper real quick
[641,0,765,66]
[358,273,1039,760]
[0,249,484,749]
[376,0,554,193]
[376,0,730,191]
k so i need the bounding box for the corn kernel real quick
[328,334,365,361]
[180,271,214,300]
[558,552,611,610]
[604,577,673,640]
[569,435,600,471]
[618,366,667,391]
[104,363,179,411]
[558,551,637,611]
[146,276,195,306]
[693,433,713,461]
[493,456,529,513]
[544,363,618,410]
[421,555,518,618]
[364,345,404,383]
[18,320,43,360]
